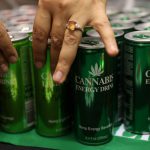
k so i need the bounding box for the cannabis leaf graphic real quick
[89,63,104,77]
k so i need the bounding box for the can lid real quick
[141,16,150,23]
[15,24,33,34]
[86,29,124,38]
[135,23,150,31]
[125,31,150,43]
[111,21,135,30]
[79,37,104,49]
[106,7,120,16]
[9,15,34,25]
[110,14,140,23]
[8,32,28,42]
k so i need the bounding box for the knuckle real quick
[39,0,51,6]
[58,1,68,9]
[51,33,63,50]
[33,26,47,42]
[64,33,78,46]
[93,20,110,30]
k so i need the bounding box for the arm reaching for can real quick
[33,0,119,84]
[0,22,18,73]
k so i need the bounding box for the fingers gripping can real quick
[29,38,72,137]
[73,37,116,145]
[124,31,150,134]
[0,32,34,133]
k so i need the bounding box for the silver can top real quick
[8,32,29,42]
[134,23,150,31]
[125,31,150,43]
[110,13,140,24]
[86,29,124,38]
[111,21,135,30]
[141,16,150,23]
[15,24,33,34]
[79,37,104,49]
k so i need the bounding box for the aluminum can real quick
[6,24,33,35]
[135,23,150,31]
[123,7,150,18]
[9,15,34,26]
[29,38,72,137]
[86,29,124,126]
[73,37,116,145]
[124,31,150,134]
[141,16,150,23]
[0,32,34,133]
[110,13,141,24]
[111,21,135,34]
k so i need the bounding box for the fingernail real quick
[9,56,17,63]
[53,71,63,82]
[1,64,8,72]
[35,62,43,68]
[109,45,119,56]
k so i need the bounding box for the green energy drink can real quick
[29,38,72,137]
[0,32,34,133]
[141,16,150,23]
[124,31,150,134]
[111,21,135,34]
[134,23,150,31]
[73,37,116,145]
[86,29,124,126]
[124,8,149,18]
[110,14,141,24]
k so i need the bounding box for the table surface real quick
[0,129,150,150]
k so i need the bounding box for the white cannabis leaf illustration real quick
[88,63,104,77]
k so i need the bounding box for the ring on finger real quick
[66,20,83,32]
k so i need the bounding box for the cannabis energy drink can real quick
[73,37,116,145]
[134,23,150,31]
[124,31,150,134]
[86,29,124,126]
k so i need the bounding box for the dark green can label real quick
[73,37,116,145]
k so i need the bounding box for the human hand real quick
[33,0,119,84]
[0,22,18,73]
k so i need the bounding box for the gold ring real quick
[66,20,83,32]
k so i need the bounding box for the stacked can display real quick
[0,32,34,133]
[73,37,116,145]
